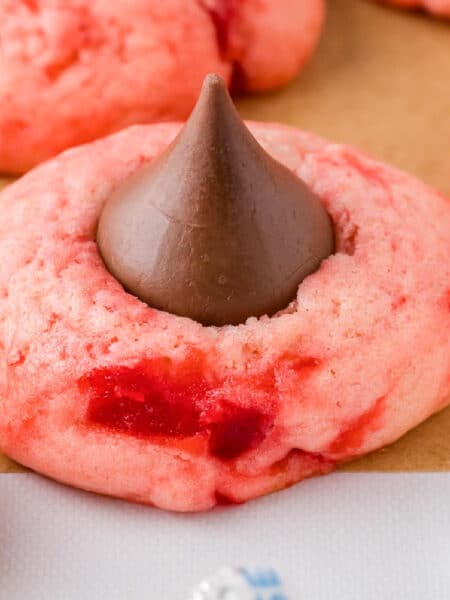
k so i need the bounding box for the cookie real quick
[0,0,324,174]
[0,80,449,512]
[379,0,450,16]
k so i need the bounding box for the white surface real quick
[1,473,449,600]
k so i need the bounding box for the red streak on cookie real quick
[391,295,407,310]
[214,491,242,506]
[22,0,38,12]
[445,288,450,312]
[80,350,278,461]
[290,356,321,374]
[199,0,235,56]
[85,367,201,437]
[328,395,386,455]
[341,150,390,191]
[209,406,271,459]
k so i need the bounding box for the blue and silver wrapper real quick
[190,567,289,599]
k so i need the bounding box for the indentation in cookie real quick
[269,448,333,476]
[334,207,359,256]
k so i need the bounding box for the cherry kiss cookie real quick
[0,76,449,511]
[0,0,324,174]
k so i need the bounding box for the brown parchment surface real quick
[0,0,449,473]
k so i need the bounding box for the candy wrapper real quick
[190,567,289,600]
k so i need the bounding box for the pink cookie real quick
[379,0,450,16]
[0,122,449,512]
[0,0,324,174]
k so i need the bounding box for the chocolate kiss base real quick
[97,74,334,326]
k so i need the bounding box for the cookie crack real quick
[196,0,234,57]
[196,0,248,91]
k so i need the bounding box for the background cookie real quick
[0,0,324,174]
[379,0,450,16]
[0,121,449,511]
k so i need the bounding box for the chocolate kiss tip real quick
[201,73,230,99]
[97,74,335,326]
[203,72,225,88]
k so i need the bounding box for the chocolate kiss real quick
[97,74,334,326]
